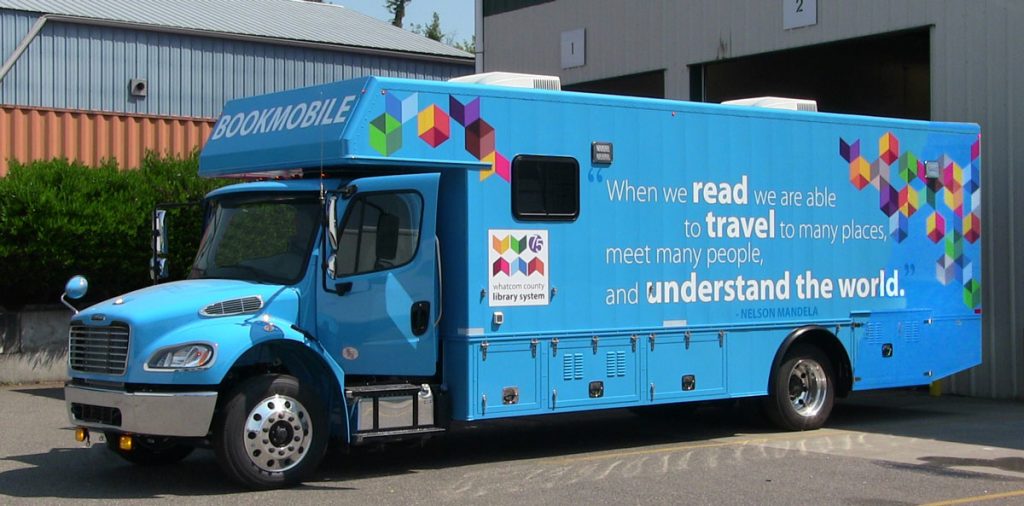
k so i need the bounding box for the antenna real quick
[319,88,326,203]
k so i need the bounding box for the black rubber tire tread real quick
[103,432,194,466]
[763,345,835,431]
[213,374,328,490]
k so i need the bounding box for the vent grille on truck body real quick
[68,323,130,375]
[200,296,263,317]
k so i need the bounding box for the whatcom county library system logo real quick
[488,229,549,307]
[491,234,545,276]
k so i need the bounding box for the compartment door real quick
[549,336,640,409]
[646,332,727,402]
[474,340,544,417]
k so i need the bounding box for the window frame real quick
[511,154,581,222]
[333,190,425,278]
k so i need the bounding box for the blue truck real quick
[61,75,982,489]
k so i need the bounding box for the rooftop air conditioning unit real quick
[449,72,561,91]
[722,96,818,112]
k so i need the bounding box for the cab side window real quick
[336,192,422,276]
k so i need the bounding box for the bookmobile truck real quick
[61,74,982,489]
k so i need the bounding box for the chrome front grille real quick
[200,296,263,317]
[69,323,130,375]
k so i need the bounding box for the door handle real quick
[335,281,352,295]
[411,301,430,336]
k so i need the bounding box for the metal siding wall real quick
[483,0,1024,399]
[0,105,214,176]
[1,9,472,118]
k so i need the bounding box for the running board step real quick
[346,383,438,434]
[352,426,446,444]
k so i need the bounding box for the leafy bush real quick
[0,153,234,308]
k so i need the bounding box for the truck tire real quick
[213,374,328,489]
[103,432,193,465]
[764,346,834,431]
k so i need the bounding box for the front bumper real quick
[65,384,218,438]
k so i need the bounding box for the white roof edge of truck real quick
[722,96,819,112]
[449,72,562,91]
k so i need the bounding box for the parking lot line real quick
[920,488,1024,506]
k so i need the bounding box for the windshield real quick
[190,193,321,284]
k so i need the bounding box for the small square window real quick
[512,155,579,221]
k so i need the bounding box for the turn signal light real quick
[119,435,133,451]
[74,427,88,442]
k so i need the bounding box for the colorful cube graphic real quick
[450,97,480,127]
[963,279,981,308]
[465,119,495,160]
[879,132,899,165]
[849,157,871,190]
[945,229,963,260]
[839,138,860,163]
[890,212,908,242]
[899,185,919,217]
[369,113,402,156]
[936,254,956,285]
[926,212,945,243]
[480,151,511,182]
[417,104,450,147]
[386,93,418,123]
[879,183,899,216]
[963,212,981,243]
[898,151,918,184]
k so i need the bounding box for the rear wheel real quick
[213,374,328,489]
[764,346,834,431]
[104,432,193,465]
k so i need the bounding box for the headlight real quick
[146,344,215,370]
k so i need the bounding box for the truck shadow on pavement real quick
[2,388,1020,497]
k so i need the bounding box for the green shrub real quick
[0,153,234,308]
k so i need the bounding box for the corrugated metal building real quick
[0,0,473,174]
[477,0,1023,399]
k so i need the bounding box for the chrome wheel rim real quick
[787,359,828,417]
[243,394,312,472]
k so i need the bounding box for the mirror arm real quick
[60,293,79,315]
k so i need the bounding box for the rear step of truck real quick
[346,383,445,444]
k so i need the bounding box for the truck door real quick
[319,173,440,377]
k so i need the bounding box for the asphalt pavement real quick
[2,384,1023,505]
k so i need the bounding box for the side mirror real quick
[153,209,168,255]
[61,275,88,315]
[64,275,88,300]
[376,213,399,261]
[326,195,338,279]
[151,209,170,282]
[150,257,169,281]
[326,195,338,249]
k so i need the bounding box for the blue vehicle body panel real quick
[74,77,980,433]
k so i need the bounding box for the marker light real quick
[147,344,214,370]
[119,435,133,451]
[75,427,88,442]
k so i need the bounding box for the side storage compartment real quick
[645,331,727,402]
[548,335,640,409]
[472,338,545,417]
[852,309,940,389]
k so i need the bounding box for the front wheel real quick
[764,346,835,431]
[213,374,328,489]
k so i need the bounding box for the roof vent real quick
[722,96,818,112]
[449,72,561,90]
